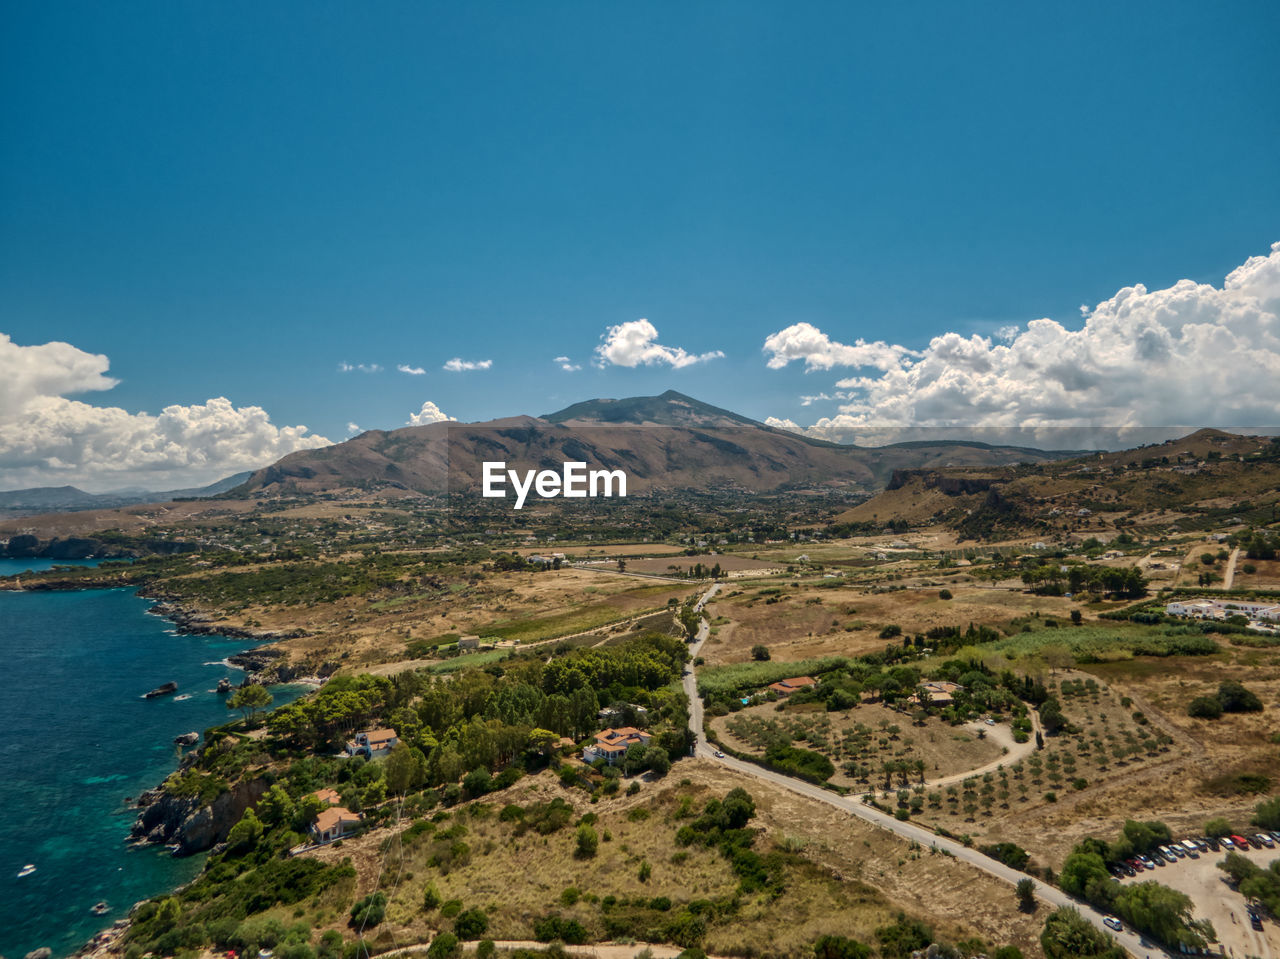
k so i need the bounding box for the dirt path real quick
[922,713,1043,791]
[1223,547,1242,590]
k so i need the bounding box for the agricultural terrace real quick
[712,700,1007,793]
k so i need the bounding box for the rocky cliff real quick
[131,776,270,855]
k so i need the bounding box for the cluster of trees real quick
[1187,679,1265,719]
[263,632,692,793]
[675,788,782,896]
[1219,851,1280,916]
[1059,821,1215,950]
[1022,565,1147,599]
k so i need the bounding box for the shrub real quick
[423,882,442,909]
[476,943,496,959]
[1217,680,1263,713]
[938,589,953,600]
[440,899,464,919]
[348,891,386,928]
[454,907,489,939]
[814,934,871,959]
[1254,795,1280,831]
[751,645,771,661]
[1187,696,1223,719]
[575,823,599,858]
[426,932,461,959]
[1204,817,1232,838]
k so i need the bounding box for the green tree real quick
[453,907,489,939]
[1016,878,1037,911]
[647,745,672,777]
[575,823,599,858]
[1253,794,1280,830]
[227,683,273,723]
[226,808,264,855]
[1113,881,1212,949]
[349,891,387,928]
[1187,696,1223,719]
[1204,817,1232,838]
[426,932,461,959]
[751,645,771,661]
[1217,680,1263,713]
[1040,908,1124,959]
[423,881,443,910]
[385,742,428,795]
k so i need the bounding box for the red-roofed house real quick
[768,676,818,696]
[311,788,341,807]
[310,806,362,843]
[583,726,652,765]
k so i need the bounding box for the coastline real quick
[0,580,315,957]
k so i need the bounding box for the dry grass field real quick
[222,567,697,669]
[700,584,1085,667]
[297,763,1049,958]
[624,554,783,576]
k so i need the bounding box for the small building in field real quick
[457,635,481,651]
[583,726,652,765]
[311,788,341,807]
[310,806,362,843]
[768,676,818,696]
[346,727,399,758]
[919,681,963,706]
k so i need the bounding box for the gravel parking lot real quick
[1119,847,1278,959]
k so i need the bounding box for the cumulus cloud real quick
[406,400,455,426]
[595,319,724,369]
[762,322,918,372]
[0,333,331,490]
[339,361,382,373]
[347,422,362,434]
[397,364,426,375]
[443,358,492,372]
[554,355,582,372]
[765,242,1280,445]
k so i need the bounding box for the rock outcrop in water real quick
[130,776,269,855]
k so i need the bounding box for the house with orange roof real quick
[310,787,341,807]
[767,676,818,696]
[582,726,652,765]
[310,806,362,843]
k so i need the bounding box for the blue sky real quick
[2,2,1279,489]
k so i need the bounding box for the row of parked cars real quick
[1108,831,1279,878]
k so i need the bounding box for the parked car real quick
[1255,833,1274,849]
[713,750,725,759]
[1122,863,1136,877]
[1220,837,1235,849]
[1103,917,1124,931]
[1231,834,1255,849]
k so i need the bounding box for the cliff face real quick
[131,776,270,855]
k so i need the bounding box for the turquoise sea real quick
[0,567,304,957]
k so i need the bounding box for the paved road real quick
[681,591,1173,959]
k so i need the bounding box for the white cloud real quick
[0,333,331,490]
[347,422,362,434]
[397,364,426,375]
[764,416,802,431]
[443,358,492,372]
[762,322,918,372]
[554,356,582,372]
[406,400,456,426]
[595,319,724,369]
[339,361,382,373]
[766,242,1280,443]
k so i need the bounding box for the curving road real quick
[682,583,1172,959]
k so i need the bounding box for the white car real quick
[1103,917,1123,932]
[985,718,996,726]
[713,750,725,758]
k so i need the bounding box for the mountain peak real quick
[542,390,762,428]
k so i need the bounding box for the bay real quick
[0,587,304,957]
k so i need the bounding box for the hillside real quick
[838,428,1280,539]
[231,391,1075,498]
